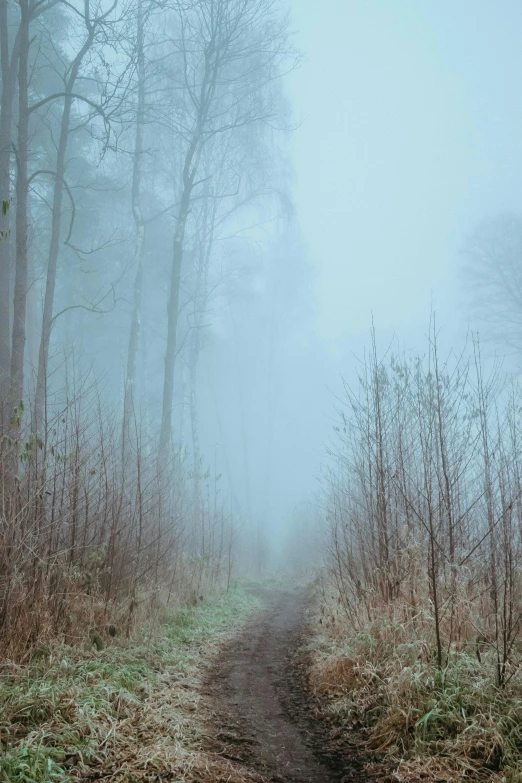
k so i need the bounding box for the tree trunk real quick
[123,0,145,446]
[189,196,213,510]
[189,328,202,509]
[159,186,192,456]
[0,0,15,404]
[34,17,95,432]
[10,0,29,411]
[159,94,204,456]
[26,248,39,384]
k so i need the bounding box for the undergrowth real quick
[0,587,260,783]
[309,607,522,783]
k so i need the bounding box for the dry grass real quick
[0,586,264,783]
[308,594,522,783]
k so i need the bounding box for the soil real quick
[205,587,368,783]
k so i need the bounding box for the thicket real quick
[0,383,237,662]
[320,326,522,780]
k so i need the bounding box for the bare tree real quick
[463,213,522,353]
[324,325,522,675]
[123,0,148,443]
[10,0,30,413]
[33,0,125,432]
[158,0,296,455]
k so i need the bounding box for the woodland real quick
[0,0,299,661]
[2,1,522,782]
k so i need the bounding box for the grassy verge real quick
[0,587,261,783]
[308,607,522,783]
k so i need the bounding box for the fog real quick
[277,0,522,543]
[292,0,521,341]
[2,0,522,582]
[6,6,522,775]
[242,0,522,551]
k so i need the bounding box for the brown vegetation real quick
[0,382,236,664]
[316,324,522,781]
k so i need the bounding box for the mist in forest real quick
[214,0,522,554]
[282,0,522,551]
[5,5,522,779]
[2,0,522,613]
[194,0,522,554]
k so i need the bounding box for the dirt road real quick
[207,587,352,783]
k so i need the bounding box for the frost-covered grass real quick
[0,587,260,783]
[308,609,522,783]
[309,600,522,783]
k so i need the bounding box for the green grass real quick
[0,587,259,783]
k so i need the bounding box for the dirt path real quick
[207,587,343,783]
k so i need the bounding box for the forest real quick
[2,1,522,782]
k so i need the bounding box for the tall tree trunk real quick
[26,248,39,384]
[123,0,145,446]
[159,185,192,456]
[189,195,213,511]
[189,329,202,509]
[261,299,277,536]
[34,14,95,432]
[0,0,15,404]
[159,95,204,455]
[229,305,252,524]
[10,0,29,411]
[159,19,218,456]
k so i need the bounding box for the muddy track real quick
[205,588,365,783]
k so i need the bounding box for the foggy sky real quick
[253,0,522,548]
[290,0,522,351]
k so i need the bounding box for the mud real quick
[206,588,365,783]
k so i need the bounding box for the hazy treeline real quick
[326,325,522,686]
[0,0,298,659]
